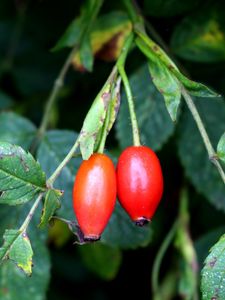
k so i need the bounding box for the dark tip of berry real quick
[84,235,101,242]
[135,217,150,227]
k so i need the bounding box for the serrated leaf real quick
[148,59,181,121]
[136,36,181,121]
[0,204,50,300]
[171,3,225,62]
[195,227,225,267]
[0,112,36,149]
[201,234,225,299]
[0,227,34,276]
[217,132,225,163]
[0,142,46,205]
[102,203,152,249]
[136,31,218,98]
[8,231,33,276]
[37,130,81,220]
[178,97,225,211]
[79,243,122,280]
[116,64,174,150]
[0,230,19,260]
[39,189,62,228]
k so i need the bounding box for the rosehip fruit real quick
[116,146,163,226]
[73,153,116,241]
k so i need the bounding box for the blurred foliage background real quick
[0,0,225,299]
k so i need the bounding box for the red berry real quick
[73,153,116,241]
[116,146,163,226]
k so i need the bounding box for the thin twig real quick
[19,193,44,232]
[151,220,178,296]
[182,88,225,184]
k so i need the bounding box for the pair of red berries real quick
[73,146,164,242]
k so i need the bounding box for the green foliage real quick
[201,234,225,299]
[53,0,103,53]
[0,229,33,276]
[39,189,62,228]
[0,142,46,205]
[0,91,13,109]
[0,112,36,149]
[116,64,174,150]
[217,132,225,164]
[171,3,225,62]
[0,205,50,300]
[178,97,225,211]
[37,130,81,220]
[0,0,225,299]
[79,243,122,280]
[102,203,152,249]
[79,71,119,159]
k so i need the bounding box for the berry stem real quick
[117,33,141,146]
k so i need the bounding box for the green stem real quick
[47,139,80,187]
[117,34,141,146]
[152,221,178,297]
[182,88,225,184]
[30,45,78,153]
[19,192,44,232]
[31,0,104,153]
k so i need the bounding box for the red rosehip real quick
[116,146,163,226]
[73,153,116,241]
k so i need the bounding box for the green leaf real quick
[52,18,83,51]
[171,3,225,62]
[79,71,117,159]
[53,0,103,51]
[217,132,225,163]
[39,189,62,228]
[178,97,225,211]
[148,59,181,121]
[0,142,46,205]
[195,227,225,267]
[174,71,218,98]
[37,130,82,220]
[0,91,13,110]
[79,243,122,280]
[0,230,19,260]
[144,0,201,17]
[80,35,94,72]
[0,204,50,300]
[0,229,34,276]
[116,64,174,150]
[136,33,218,98]
[201,234,225,299]
[0,112,36,149]
[102,203,152,249]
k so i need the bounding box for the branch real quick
[182,88,225,184]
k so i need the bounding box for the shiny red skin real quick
[116,146,163,224]
[73,153,116,241]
